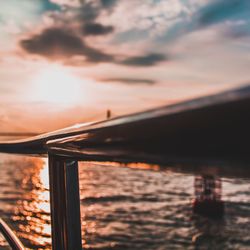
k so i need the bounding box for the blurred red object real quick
[193,175,224,218]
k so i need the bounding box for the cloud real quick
[224,24,250,39]
[197,0,249,27]
[82,22,114,36]
[99,0,187,39]
[100,0,118,9]
[0,0,59,32]
[101,77,156,85]
[49,0,79,6]
[18,1,171,66]
[74,0,118,38]
[46,0,119,26]
[162,0,250,43]
[121,53,166,66]
[20,27,168,66]
[196,0,250,39]
[20,27,114,62]
[77,2,100,23]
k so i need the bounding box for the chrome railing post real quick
[0,218,25,250]
[48,154,82,250]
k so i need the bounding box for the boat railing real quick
[0,85,250,250]
[0,218,25,250]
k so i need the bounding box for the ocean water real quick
[1,154,250,250]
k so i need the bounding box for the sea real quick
[1,153,250,250]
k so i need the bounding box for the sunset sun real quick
[30,65,85,105]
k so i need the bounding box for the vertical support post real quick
[48,154,82,250]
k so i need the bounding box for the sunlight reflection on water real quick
[1,154,250,249]
[0,155,51,249]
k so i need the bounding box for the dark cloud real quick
[72,1,116,38]
[20,28,84,58]
[101,78,156,85]
[121,53,166,66]
[20,27,169,66]
[77,2,100,22]
[100,0,118,9]
[75,0,118,25]
[82,22,114,36]
[20,27,114,62]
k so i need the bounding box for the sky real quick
[0,0,250,133]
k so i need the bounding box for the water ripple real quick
[1,155,250,249]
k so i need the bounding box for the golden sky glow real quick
[0,0,250,133]
[30,65,87,106]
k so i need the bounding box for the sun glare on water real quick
[30,65,87,106]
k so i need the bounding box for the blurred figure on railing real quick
[106,109,111,119]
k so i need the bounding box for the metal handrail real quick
[0,218,25,250]
[0,85,250,250]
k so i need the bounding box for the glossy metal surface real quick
[0,84,249,159]
[48,154,82,250]
[47,85,250,163]
[0,218,25,250]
